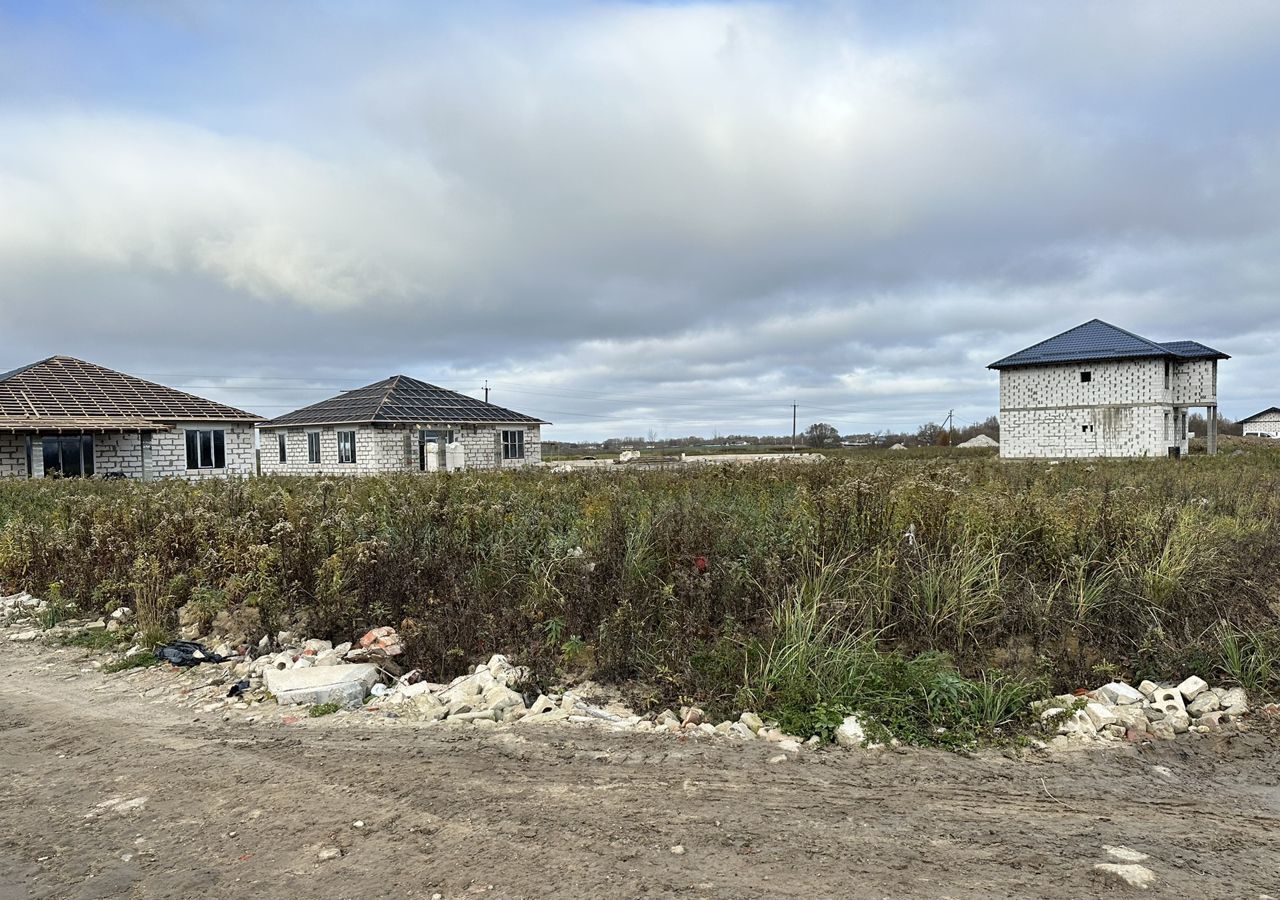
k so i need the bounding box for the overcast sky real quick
[2,1,1278,439]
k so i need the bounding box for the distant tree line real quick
[545,410,1246,454]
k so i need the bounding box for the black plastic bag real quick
[155,640,228,668]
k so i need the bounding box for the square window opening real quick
[185,429,226,469]
[501,429,525,460]
[1080,371,1092,383]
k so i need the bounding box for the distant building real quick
[0,356,258,480]
[956,434,999,449]
[989,320,1228,459]
[258,376,546,475]
[1240,407,1280,439]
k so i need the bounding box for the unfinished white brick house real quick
[990,320,1229,459]
[257,375,546,475]
[1240,407,1280,439]
[0,356,259,480]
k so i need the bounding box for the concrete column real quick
[1207,405,1218,456]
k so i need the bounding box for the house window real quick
[1164,360,1171,390]
[337,430,357,464]
[307,431,321,464]
[185,429,225,469]
[1080,371,1091,383]
[501,429,525,460]
[1081,425,1093,433]
[278,432,287,464]
[42,434,94,477]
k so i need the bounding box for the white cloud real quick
[0,1,1278,437]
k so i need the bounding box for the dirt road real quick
[2,646,1278,900]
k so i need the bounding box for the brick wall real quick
[999,359,1210,459]
[258,423,542,475]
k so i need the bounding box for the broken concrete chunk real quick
[1176,675,1209,702]
[739,711,764,733]
[1093,863,1157,890]
[835,715,867,748]
[1186,692,1220,717]
[1149,688,1186,717]
[1104,846,1150,863]
[1083,702,1118,730]
[263,663,380,708]
[525,694,556,717]
[1098,682,1144,705]
[1219,687,1248,715]
[1136,680,1160,699]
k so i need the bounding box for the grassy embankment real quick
[2,443,1277,745]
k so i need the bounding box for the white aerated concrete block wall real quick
[0,434,30,477]
[0,424,254,480]
[1000,358,1214,459]
[1243,412,1280,438]
[258,424,541,476]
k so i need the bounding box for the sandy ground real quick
[2,644,1278,900]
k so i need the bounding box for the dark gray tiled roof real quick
[0,356,259,428]
[989,320,1229,369]
[260,375,547,428]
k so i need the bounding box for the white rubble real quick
[1176,675,1209,702]
[835,715,867,748]
[1093,863,1157,890]
[1037,676,1250,748]
[264,664,380,708]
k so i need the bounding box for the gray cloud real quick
[0,1,1277,437]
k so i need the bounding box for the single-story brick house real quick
[257,375,546,475]
[0,356,259,479]
[1240,407,1280,439]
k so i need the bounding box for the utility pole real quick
[945,409,954,446]
[483,380,490,403]
[792,404,797,451]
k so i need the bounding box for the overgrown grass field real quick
[3,447,1278,743]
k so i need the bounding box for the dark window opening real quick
[1080,371,1092,383]
[307,432,321,464]
[501,429,525,460]
[278,432,287,464]
[185,429,226,469]
[42,434,93,478]
[337,430,356,464]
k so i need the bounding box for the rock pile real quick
[1,591,45,625]
[1041,676,1250,745]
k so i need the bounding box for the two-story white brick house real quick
[0,356,259,479]
[1240,407,1280,439]
[257,375,546,475]
[990,320,1229,459]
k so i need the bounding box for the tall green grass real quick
[1,446,1278,717]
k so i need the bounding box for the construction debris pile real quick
[4,587,1275,753]
[1039,676,1251,745]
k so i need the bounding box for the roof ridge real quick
[373,374,403,420]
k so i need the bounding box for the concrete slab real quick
[264,663,380,708]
